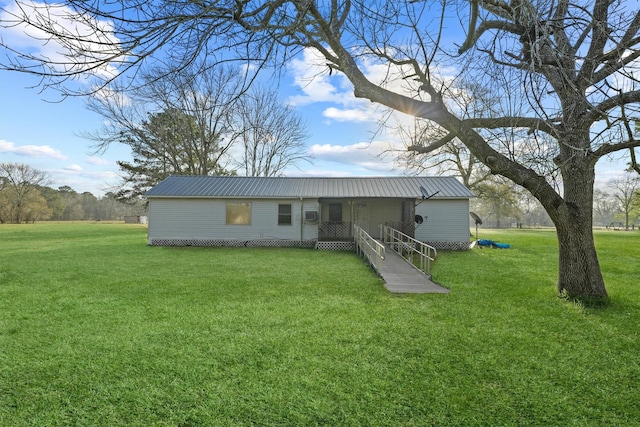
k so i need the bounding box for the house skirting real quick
[425,241,473,251]
[147,238,469,251]
[148,238,317,248]
[315,241,355,251]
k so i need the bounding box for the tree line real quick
[0,162,144,224]
[470,173,640,230]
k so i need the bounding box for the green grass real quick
[1,223,638,426]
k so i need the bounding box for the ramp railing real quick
[353,224,385,272]
[381,225,437,278]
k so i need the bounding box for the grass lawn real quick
[1,223,638,426]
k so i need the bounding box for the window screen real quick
[278,204,292,225]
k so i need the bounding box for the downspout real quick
[300,197,304,243]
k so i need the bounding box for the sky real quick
[0,1,631,197]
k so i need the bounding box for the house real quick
[145,176,474,250]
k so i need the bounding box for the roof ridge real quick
[167,175,458,179]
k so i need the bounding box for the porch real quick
[317,198,416,241]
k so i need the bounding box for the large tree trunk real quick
[556,218,607,298]
[552,158,608,298]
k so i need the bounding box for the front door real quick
[329,203,342,222]
[355,201,371,235]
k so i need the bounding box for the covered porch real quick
[317,198,416,241]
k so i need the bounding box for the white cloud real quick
[286,47,379,123]
[47,168,120,196]
[86,156,111,166]
[63,164,83,172]
[89,86,132,106]
[286,47,442,127]
[287,48,345,106]
[309,140,401,172]
[0,139,68,160]
[323,107,372,123]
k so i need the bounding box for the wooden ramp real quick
[378,248,450,294]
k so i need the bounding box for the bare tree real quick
[472,177,523,229]
[608,173,640,230]
[235,86,310,177]
[2,1,640,299]
[0,163,51,223]
[83,64,244,198]
[83,63,309,196]
[592,189,618,227]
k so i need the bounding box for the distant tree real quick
[400,80,506,190]
[473,178,523,229]
[399,119,491,191]
[515,188,552,227]
[79,192,99,220]
[235,86,310,176]
[96,192,137,220]
[39,186,65,220]
[19,191,52,223]
[593,189,619,227]
[57,186,85,221]
[111,108,237,200]
[608,174,640,230]
[0,163,50,223]
[632,189,640,222]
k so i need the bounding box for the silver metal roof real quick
[145,176,475,199]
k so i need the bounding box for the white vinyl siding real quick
[415,199,470,242]
[148,198,319,242]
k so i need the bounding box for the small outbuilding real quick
[145,176,474,250]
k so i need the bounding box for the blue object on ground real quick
[477,239,510,249]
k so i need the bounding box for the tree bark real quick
[555,215,607,298]
[552,157,607,298]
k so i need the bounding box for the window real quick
[278,204,292,225]
[226,202,251,225]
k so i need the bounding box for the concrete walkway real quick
[378,248,450,294]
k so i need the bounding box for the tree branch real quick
[407,133,455,154]
[587,89,640,124]
[459,20,523,55]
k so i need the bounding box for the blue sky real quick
[0,1,630,197]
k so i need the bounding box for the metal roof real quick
[145,176,475,199]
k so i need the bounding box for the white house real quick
[145,176,474,249]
